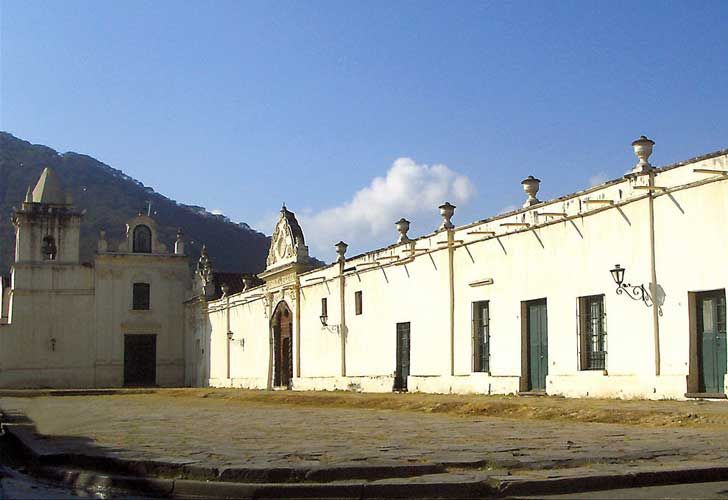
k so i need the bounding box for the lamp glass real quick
[610,265,625,285]
[319,314,328,326]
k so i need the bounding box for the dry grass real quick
[154,388,728,428]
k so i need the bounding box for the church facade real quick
[189,138,728,400]
[0,168,189,388]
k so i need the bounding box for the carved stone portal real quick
[265,206,310,270]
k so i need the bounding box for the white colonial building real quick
[189,138,728,400]
[3,138,728,400]
[0,168,190,387]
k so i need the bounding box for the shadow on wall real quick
[653,283,667,317]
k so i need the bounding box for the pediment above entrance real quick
[264,207,310,271]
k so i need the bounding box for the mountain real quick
[0,132,272,276]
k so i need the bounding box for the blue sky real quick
[2,0,727,257]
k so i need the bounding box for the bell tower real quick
[12,168,83,264]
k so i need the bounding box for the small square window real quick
[355,291,363,315]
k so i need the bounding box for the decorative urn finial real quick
[521,176,541,207]
[630,135,655,174]
[335,241,348,263]
[438,202,456,230]
[395,218,411,243]
[241,274,254,292]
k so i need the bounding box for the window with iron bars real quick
[577,294,606,370]
[472,301,490,373]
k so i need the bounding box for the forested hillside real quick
[0,132,271,275]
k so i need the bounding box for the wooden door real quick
[124,334,156,386]
[395,322,411,391]
[527,300,548,391]
[697,290,727,394]
[272,302,293,388]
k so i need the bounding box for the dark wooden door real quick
[527,300,548,391]
[124,334,156,386]
[697,290,727,394]
[273,302,293,388]
[395,322,411,391]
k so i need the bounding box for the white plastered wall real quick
[194,151,728,400]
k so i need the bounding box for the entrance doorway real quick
[394,322,410,391]
[272,301,293,388]
[525,299,548,392]
[124,334,156,386]
[696,290,727,394]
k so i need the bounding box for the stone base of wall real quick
[209,377,270,389]
[207,372,694,400]
[293,375,395,393]
[93,361,184,388]
[408,374,520,395]
[0,367,97,389]
[548,373,688,400]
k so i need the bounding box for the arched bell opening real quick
[271,301,293,388]
[132,224,152,253]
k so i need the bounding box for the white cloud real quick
[588,172,609,187]
[211,208,224,215]
[499,204,519,214]
[300,157,476,259]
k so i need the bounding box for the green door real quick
[527,300,548,391]
[394,322,411,391]
[697,290,727,394]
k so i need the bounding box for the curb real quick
[495,466,728,497]
[6,422,728,498]
[37,466,499,499]
[2,424,447,483]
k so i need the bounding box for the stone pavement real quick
[1,392,728,480]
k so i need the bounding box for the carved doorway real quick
[272,301,293,388]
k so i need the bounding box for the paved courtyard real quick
[2,389,728,479]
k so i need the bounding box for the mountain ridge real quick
[0,132,272,276]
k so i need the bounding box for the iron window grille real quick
[577,294,607,370]
[472,301,490,373]
[133,283,151,310]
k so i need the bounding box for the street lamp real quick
[610,264,626,287]
[610,264,652,307]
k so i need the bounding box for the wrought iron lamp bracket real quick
[615,282,653,307]
[323,324,341,334]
